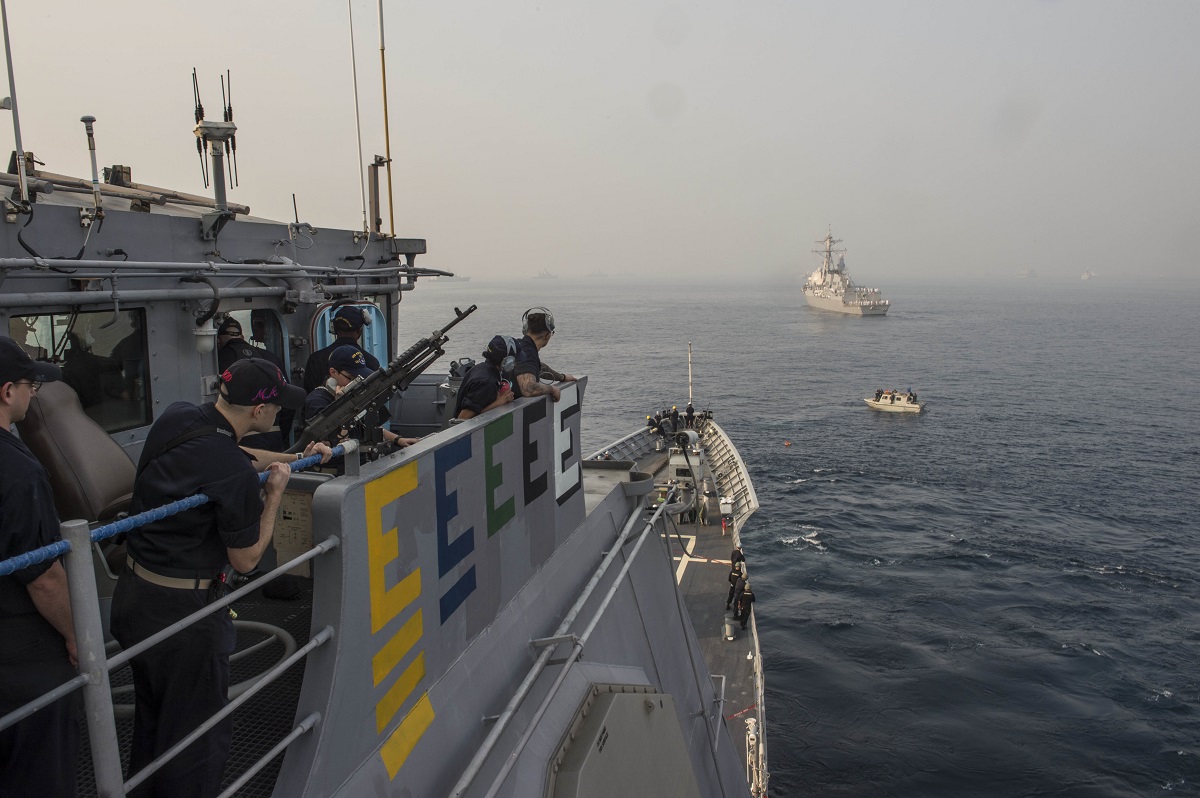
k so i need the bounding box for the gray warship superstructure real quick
[0,40,768,798]
[802,230,890,316]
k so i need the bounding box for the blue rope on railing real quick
[0,444,346,577]
[0,539,72,577]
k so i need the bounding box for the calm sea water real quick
[404,276,1200,797]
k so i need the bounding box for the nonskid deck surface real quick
[631,445,759,771]
[668,515,758,754]
[77,584,315,798]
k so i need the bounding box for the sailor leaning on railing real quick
[111,358,331,798]
[0,341,334,798]
[0,336,81,798]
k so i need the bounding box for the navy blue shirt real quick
[455,360,506,417]
[0,427,61,620]
[300,386,336,431]
[126,402,262,577]
[512,335,542,398]
[303,337,380,393]
[219,340,294,449]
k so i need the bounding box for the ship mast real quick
[813,227,846,277]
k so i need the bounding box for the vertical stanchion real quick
[62,519,123,797]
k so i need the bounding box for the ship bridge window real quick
[9,309,152,433]
[310,298,389,366]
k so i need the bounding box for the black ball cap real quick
[0,336,62,385]
[219,358,305,410]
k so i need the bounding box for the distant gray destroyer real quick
[802,230,890,316]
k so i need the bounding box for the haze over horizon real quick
[4,1,1196,283]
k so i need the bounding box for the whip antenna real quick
[222,70,239,187]
[192,68,209,188]
[378,0,395,236]
[346,0,370,236]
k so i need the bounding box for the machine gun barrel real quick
[288,304,477,452]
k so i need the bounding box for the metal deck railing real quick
[0,444,353,797]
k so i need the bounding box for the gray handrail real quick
[123,626,334,794]
[216,711,322,798]
[481,492,689,798]
[107,536,339,670]
[449,486,671,798]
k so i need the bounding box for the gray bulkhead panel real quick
[274,382,590,797]
[549,689,700,798]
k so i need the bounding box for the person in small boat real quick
[302,305,381,393]
[454,335,517,420]
[875,388,883,401]
[0,337,81,798]
[513,308,574,402]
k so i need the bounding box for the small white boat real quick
[865,389,923,413]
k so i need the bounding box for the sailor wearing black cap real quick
[299,346,419,449]
[0,336,81,798]
[215,316,295,450]
[513,307,575,402]
[454,335,518,420]
[109,358,328,798]
[301,305,381,393]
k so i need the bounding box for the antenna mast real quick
[192,70,238,240]
[378,0,396,237]
[1,0,30,204]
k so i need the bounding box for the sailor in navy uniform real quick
[216,316,294,449]
[726,561,745,611]
[736,580,756,630]
[302,305,381,393]
[299,346,418,449]
[454,335,517,420]
[513,308,574,401]
[685,402,695,428]
[0,337,81,798]
[110,359,326,798]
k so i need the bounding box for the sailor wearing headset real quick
[454,335,520,420]
[302,304,381,394]
[513,307,575,402]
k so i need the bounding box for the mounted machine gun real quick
[289,304,476,459]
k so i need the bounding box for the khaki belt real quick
[127,557,213,590]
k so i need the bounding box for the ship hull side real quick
[802,293,889,316]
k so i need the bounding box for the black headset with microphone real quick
[521,307,555,335]
[499,335,518,374]
[328,299,373,333]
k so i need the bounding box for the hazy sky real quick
[4,1,1197,281]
